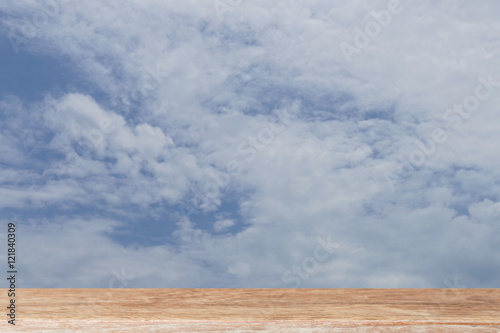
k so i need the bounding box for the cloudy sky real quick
[0,0,499,288]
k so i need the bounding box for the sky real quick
[0,0,499,288]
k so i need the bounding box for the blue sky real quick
[1,0,500,288]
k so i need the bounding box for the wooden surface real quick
[2,289,500,332]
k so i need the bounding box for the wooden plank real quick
[3,289,500,332]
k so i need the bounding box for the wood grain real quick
[3,289,500,332]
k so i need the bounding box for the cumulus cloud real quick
[213,218,235,232]
[0,0,499,287]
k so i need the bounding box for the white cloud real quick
[1,0,499,287]
[213,218,235,232]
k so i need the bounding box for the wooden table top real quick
[4,288,500,332]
